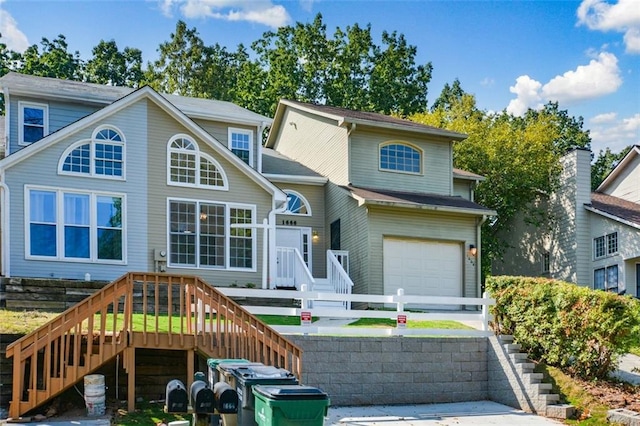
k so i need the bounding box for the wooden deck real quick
[5,273,302,418]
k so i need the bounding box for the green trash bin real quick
[207,359,250,387]
[252,385,329,426]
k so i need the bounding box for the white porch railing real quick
[326,249,354,309]
[216,287,495,337]
[275,246,315,289]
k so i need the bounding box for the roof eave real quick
[584,205,640,230]
[344,117,467,140]
[263,174,328,186]
[351,194,496,216]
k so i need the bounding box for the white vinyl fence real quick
[216,287,495,337]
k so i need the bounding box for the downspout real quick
[257,121,266,174]
[265,198,288,289]
[476,214,489,298]
[0,173,9,277]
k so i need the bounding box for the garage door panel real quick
[383,238,462,307]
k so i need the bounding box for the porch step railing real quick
[326,250,354,309]
[6,272,302,418]
[275,246,315,289]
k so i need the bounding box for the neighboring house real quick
[266,100,495,302]
[493,147,640,298]
[0,73,495,303]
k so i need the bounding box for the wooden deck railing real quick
[6,272,303,418]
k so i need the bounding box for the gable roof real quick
[586,192,640,230]
[0,84,286,203]
[345,185,496,216]
[0,72,271,126]
[453,168,485,182]
[596,145,640,192]
[261,148,327,185]
[266,99,467,148]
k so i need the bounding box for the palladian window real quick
[168,135,227,189]
[59,126,125,179]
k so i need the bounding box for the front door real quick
[275,227,312,287]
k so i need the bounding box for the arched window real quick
[167,134,228,189]
[379,142,422,174]
[59,125,125,179]
[283,190,311,215]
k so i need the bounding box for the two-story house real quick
[493,147,640,298]
[0,73,494,303]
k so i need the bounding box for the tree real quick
[591,146,633,190]
[85,40,143,87]
[409,83,591,274]
[18,35,82,80]
[145,21,209,97]
[0,34,23,114]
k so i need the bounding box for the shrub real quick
[486,276,640,379]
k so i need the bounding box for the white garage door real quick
[383,238,462,302]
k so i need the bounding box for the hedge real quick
[486,276,640,379]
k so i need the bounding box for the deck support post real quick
[127,347,136,412]
[187,349,195,388]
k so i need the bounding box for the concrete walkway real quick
[325,401,564,425]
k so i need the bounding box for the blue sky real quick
[1,0,638,155]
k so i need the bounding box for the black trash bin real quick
[230,365,299,426]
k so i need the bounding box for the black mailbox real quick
[190,379,215,413]
[165,379,188,413]
[213,381,238,414]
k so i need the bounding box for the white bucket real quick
[84,374,106,417]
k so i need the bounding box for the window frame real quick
[24,185,126,264]
[167,134,228,190]
[166,198,256,271]
[283,190,312,216]
[594,265,619,293]
[541,251,550,274]
[19,101,49,146]
[228,128,254,167]
[58,125,126,180]
[594,232,618,259]
[379,141,423,175]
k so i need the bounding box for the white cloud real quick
[480,77,495,87]
[577,0,640,54]
[161,0,291,28]
[0,5,29,53]
[507,75,543,116]
[589,112,640,153]
[506,52,622,116]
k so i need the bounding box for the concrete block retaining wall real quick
[288,336,489,406]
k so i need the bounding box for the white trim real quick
[282,189,312,216]
[228,127,254,167]
[378,140,424,176]
[24,185,127,264]
[262,174,328,186]
[166,134,229,190]
[585,205,640,230]
[166,197,257,272]
[57,125,126,180]
[18,101,49,146]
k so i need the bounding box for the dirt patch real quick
[579,377,640,413]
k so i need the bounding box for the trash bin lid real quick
[233,365,294,379]
[207,358,249,369]
[253,385,328,400]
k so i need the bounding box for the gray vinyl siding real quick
[368,207,477,298]
[5,100,149,281]
[325,183,369,295]
[192,119,260,170]
[7,95,100,155]
[146,102,273,287]
[349,128,452,194]
[453,180,472,200]
[604,154,640,203]
[273,182,327,277]
[273,109,349,185]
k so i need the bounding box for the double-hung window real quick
[228,128,253,166]
[594,232,618,259]
[169,199,254,270]
[19,102,48,145]
[60,126,125,179]
[27,187,124,262]
[594,265,619,293]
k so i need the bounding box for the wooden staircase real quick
[5,272,302,418]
